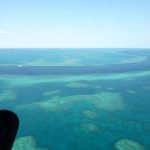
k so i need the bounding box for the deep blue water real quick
[0,48,150,150]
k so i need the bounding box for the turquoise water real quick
[0,48,150,150]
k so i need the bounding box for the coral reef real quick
[0,70,150,88]
[82,110,97,119]
[114,139,146,150]
[91,92,125,111]
[42,90,60,97]
[26,57,79,66]
[80,123,99,133]
[121,56,147,64]
[16,91,125,112]
[127,90,136,94]
[12,136,48,150]
[0,90,17,102]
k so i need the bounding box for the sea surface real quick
[0,48,150,150]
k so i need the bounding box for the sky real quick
[0,0,150,48]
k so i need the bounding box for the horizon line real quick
[0,47,150,49]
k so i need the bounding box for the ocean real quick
[0,48,150,150]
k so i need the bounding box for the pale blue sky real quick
[0,0,150,48]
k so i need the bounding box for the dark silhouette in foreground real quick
[0,110,19,150]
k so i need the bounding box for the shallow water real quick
[0,48,150,150]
